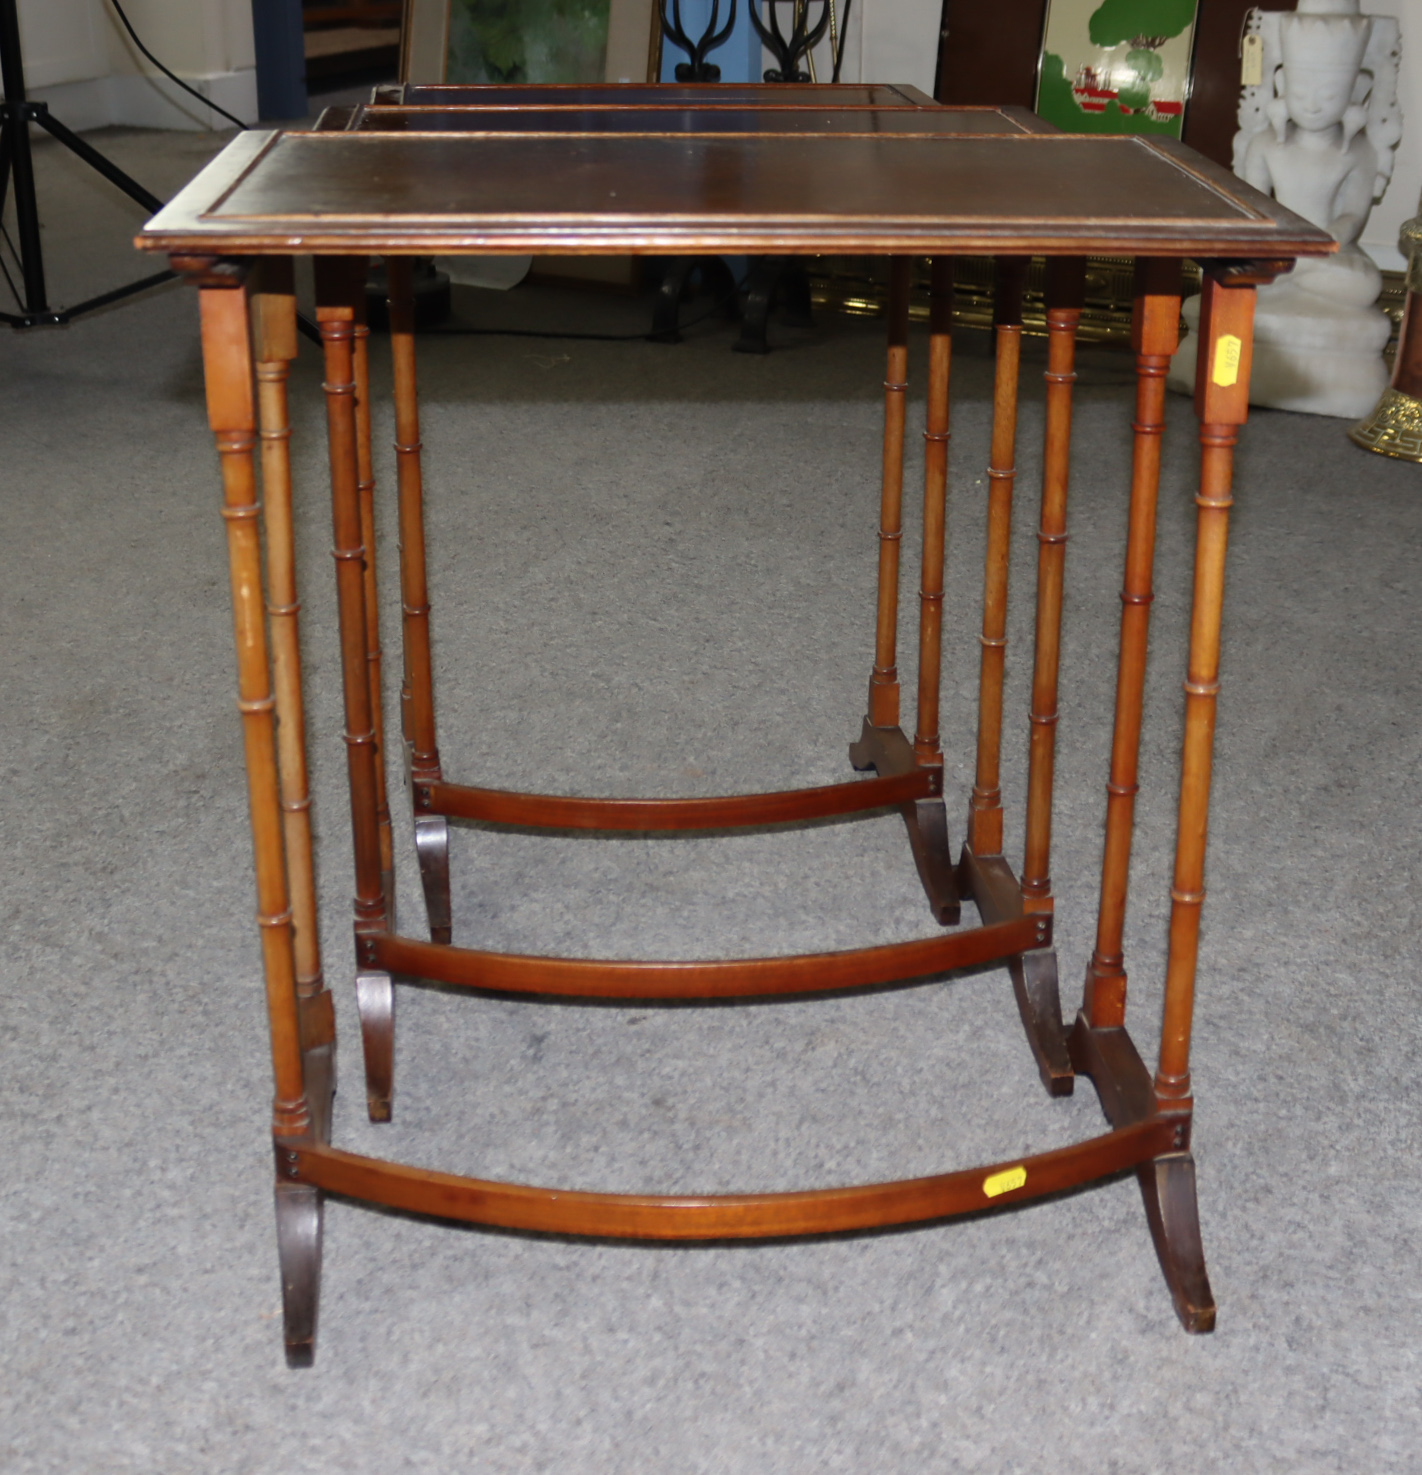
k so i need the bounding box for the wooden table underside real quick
[138,93,1333,1365]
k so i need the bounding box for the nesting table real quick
[137,85,1331,1365]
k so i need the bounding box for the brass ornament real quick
[1351,212,1422,462]
[1349,386,1422,461]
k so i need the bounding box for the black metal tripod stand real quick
[0,0,174,328]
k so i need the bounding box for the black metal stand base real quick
[0,0,174,329]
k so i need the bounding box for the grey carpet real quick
[2,127,1420,1474]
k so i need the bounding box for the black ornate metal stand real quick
[660,0,738,82]
[652,0,859,352]
[747,0,854,84]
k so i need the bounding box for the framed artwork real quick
[1033,0,1201,138]
[936,0,1287,169]
[401,0,661,84]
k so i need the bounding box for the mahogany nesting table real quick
[136,86,1331,1365]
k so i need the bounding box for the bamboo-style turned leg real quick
[1021,257,1086,913]
[352,296,395,907]
[1083,259,1183,1029]
[867,255,910,729]
[1140,266,1261,1336]
[1157,268,1257,1106]
[906,256,960,923]
[199,272,310,1138]
[252,267,338,1338]
[950,258,1073,1096]
[197,267,318,1366]
[914,257,953,769]
[252,260,328,1016]
[848,257,956,922]
[315,258,395,1123]
[386,256,451,946]
[1006,259,1086,1095]
[968,256,1027,859]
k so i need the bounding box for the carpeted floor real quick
[2,126,1419,1474]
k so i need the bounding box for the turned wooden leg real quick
[387,257,451,945]
[1157,268,1257,1107]
[944,260,1070,1091]
[198,270,310,1137]
[316,258,394,1122]
[909,257,959,923]
[1021,256,1085,914]
[967,256,1026,861]
[253,260,328,1016]
[848,257,956,922]
[1083,260,1183,1029]
[1003,259,1085,1092]
[353,298,396,911]
[197,263,318,1364]
[1140,264,1264,1334]
[867,255,910,731]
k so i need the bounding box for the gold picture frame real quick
[400,0,662,85]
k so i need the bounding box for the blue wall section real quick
[658,1,763,84]
[251,0,307,121]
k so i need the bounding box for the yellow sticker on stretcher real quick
[982,1165,1027,1199]
[1212,334,1243,388]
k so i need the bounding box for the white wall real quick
[855,0,939,97]
[1361,0,1421,271]
[782,0,940,97]
[15,0,108,88]
[16,0,257,131]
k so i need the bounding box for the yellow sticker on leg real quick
[1212,334,1242,388]
[982,1165,1027,1199]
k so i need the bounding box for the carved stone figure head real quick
[1235,0,1403,199]
[1273,8,1371,140]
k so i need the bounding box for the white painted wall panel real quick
[23,0,257,130]
[1361,0,1421,270]
[15,0,107,88]
[856,0,940,95]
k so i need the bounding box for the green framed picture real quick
[447,0,609,84]
[1035,0,1201,139]
[401,0,661,84]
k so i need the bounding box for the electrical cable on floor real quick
[107,0,249,131]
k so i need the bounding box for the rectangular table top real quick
[328,103,1049,136]
[133,81,1333,261]
[137,93,1333,261]
[377,82,940,108]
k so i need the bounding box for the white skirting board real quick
[27,68,258,133]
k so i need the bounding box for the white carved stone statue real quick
[1169,0,1403,417]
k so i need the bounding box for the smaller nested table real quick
[137,90,1331,1366]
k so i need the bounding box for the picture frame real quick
[1033,0,1202,140]
[400,0,662,85]
[935,0,1292,170]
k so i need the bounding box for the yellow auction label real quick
[1212,334,1242,388]
[982,1165,1027,1199]
[1240,34,1264,87]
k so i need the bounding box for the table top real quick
[375,82,940,108]
[137,86,1333,261]
[324,103,1050,136]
